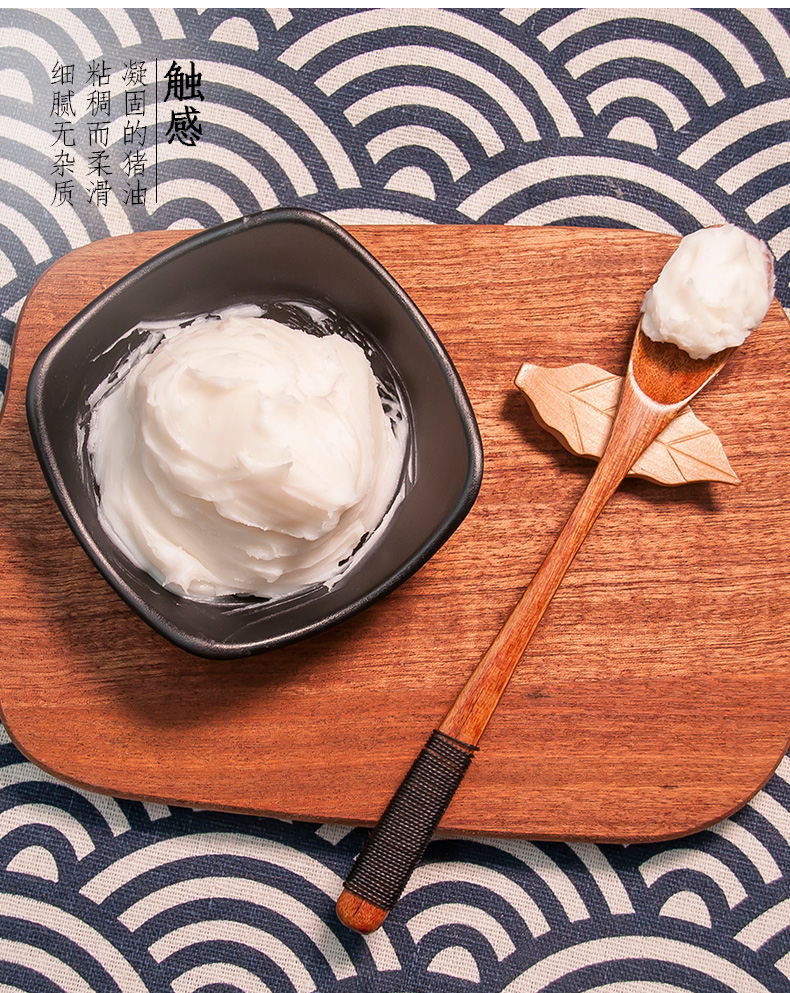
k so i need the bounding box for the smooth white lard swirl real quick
[640,224,775,360]
[87,308,407,600]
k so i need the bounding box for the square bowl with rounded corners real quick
[26,208,483,659]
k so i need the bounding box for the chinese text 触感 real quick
[163,60,204,147]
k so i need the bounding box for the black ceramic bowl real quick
[26,208,483,659]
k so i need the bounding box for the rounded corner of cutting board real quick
[1,707,157,807]
[0,709,83,792]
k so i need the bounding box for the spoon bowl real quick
[629,325,734,408]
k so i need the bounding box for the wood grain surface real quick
[1,225,789,843]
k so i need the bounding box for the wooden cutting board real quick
[2,225,790,843]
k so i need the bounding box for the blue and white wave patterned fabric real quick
[2,8,790,992]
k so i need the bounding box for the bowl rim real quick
[26,207,484,658]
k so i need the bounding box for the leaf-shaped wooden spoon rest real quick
[337,322,736,934]
[515,362,738,486]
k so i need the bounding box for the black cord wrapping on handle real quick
[343,730,477,912]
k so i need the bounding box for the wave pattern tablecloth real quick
[2,8,790,992]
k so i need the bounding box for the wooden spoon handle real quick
[338,369,679,934]
[442,377,674,744]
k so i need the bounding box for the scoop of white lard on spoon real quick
[640,224,775,360]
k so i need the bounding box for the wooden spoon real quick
[337,321,736,934]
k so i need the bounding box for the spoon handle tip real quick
[336,889,389,934]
